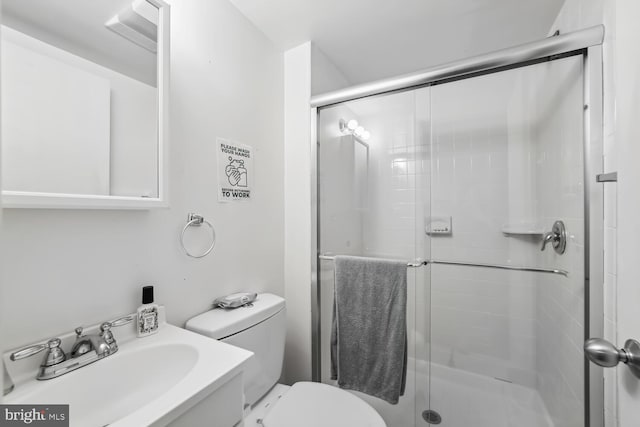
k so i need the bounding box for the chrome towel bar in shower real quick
[318,254,426,268]
[318,254,569,277]
[428,260,568,277]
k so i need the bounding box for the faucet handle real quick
[100,316,134,349]
[10,343,47,361]
[100,315,134,335]
[42,338,66,367]
[75,326,83,337]
[10,338,66,367]
[109,315,134,328]
[100,322,115,345]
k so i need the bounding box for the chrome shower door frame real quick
[584,43,605,427]
[310,26,605,427]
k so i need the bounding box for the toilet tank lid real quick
[185,293,285,340]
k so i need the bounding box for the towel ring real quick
[181,213,216,258]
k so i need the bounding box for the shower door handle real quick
[584,338,640,379]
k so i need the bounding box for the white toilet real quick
[185,293,386,427]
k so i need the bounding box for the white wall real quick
[283,42,312,384]
[614,1,640,426]
[282,42,351,383]
[310,45,350,96]
[1,0,284,354]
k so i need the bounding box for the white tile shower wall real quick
[357,91,424,365]
[359,90,423,422]
[0,0,284,351]
[359,91,420,261]
[531,57,586,427]
[428,71,541,388]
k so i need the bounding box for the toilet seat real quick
[262,381,386,427]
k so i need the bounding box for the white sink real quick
[4,309,253,427]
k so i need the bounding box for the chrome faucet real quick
[9,316,133,381]
[71,321,121,358]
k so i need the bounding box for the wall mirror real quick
[1,0,169,209]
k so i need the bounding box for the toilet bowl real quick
[185,293,386,427]
[261,381,384,427]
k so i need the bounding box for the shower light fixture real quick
[339,118,371,141]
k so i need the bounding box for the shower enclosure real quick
[311,27,604,427]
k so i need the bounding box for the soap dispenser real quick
[137,285,159,337]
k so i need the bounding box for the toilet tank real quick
[185,293,286,407]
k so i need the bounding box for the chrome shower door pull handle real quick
[584,338,640,379]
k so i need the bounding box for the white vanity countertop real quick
[4,308,254,427]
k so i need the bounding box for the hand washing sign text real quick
[216,138,253,202]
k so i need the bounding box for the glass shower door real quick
[316,51,590,427]
[425,55,586,427]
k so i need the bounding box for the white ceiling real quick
[230,0,566,87]
[2,0,157,86]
